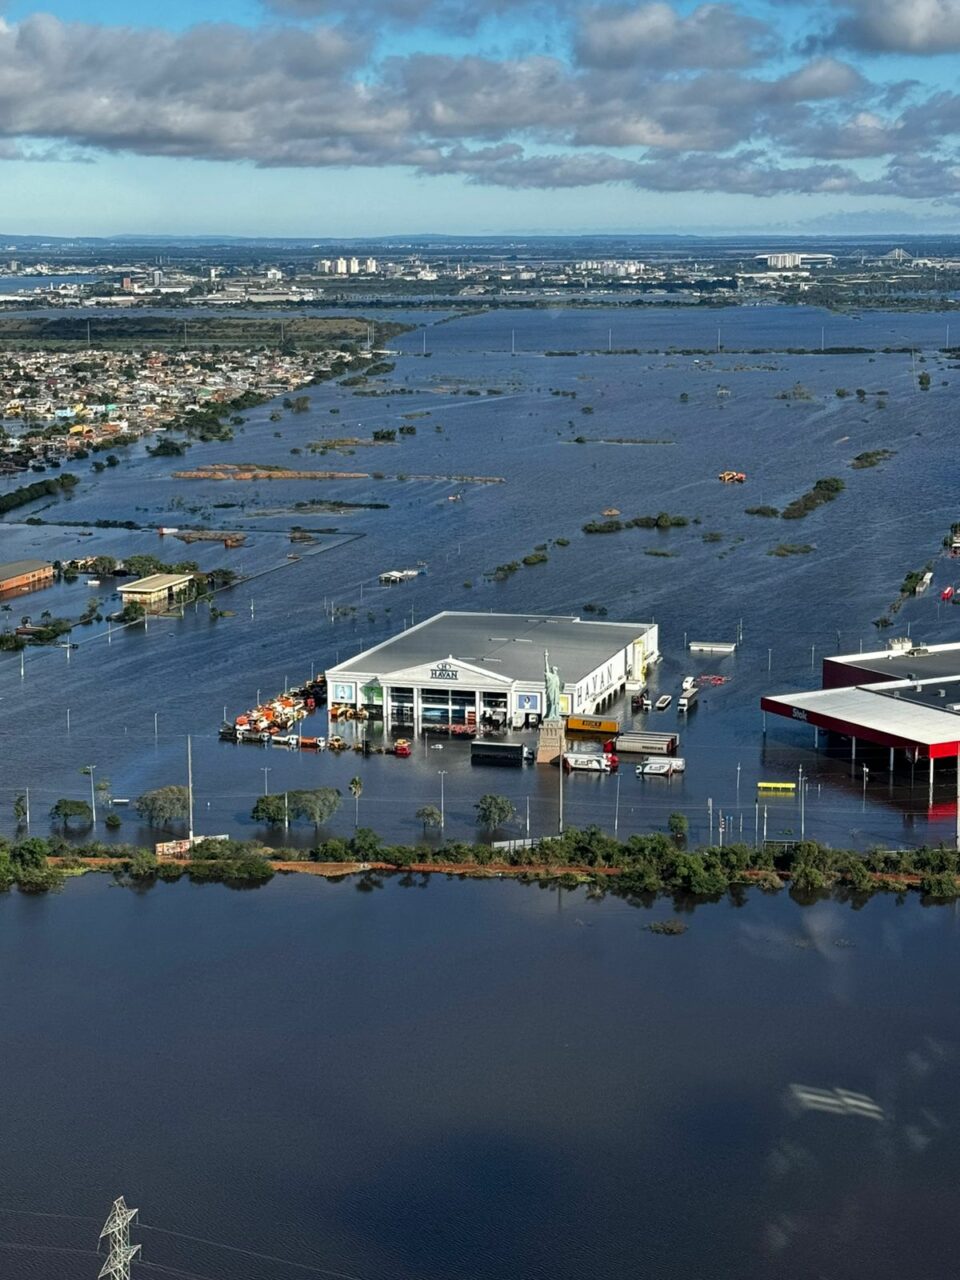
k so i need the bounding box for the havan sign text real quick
[430,662,459,681]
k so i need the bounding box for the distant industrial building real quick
[324,611,659,733]
[117,572,194,613]
[759,253,836,269]
[762,639,960,788]
[0,559,54,595]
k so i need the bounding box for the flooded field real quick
[2,304,958,849]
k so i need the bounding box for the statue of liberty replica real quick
[543,650,562,721]
[537,648,566,763]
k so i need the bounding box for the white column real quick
[929,756,935,807]
[383,685,392,728]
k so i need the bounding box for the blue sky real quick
[1,0,958,236]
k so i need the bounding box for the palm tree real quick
[349,775,363,827]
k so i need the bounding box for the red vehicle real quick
[394,738,412,757]
[943,586,955,602]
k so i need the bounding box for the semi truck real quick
[608,730,680,756]
[678,685,699,713]
[470,740,534,767]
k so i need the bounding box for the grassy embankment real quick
[4,828,960,904]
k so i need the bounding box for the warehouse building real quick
[325,611,659,733]
[117,572,195,614]
[762,639,960,795]
[0,559,54,595]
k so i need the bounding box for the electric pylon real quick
[98,1196,141,1280]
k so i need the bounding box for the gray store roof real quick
[327,612,654,684]
[829,642,960,684]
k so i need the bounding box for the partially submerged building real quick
[762,639,960,792]
[0,559,54,596]
[117,573,195,614]
[325,611,659,733]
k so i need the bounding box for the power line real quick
[139,1223,379,1280]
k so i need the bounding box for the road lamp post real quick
[262,766,271,796]
[87,765,97,825]
[438,770,447,832]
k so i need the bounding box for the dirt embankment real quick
[173,463,506,484]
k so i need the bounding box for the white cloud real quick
[823,0,960,54]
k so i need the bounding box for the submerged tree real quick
[50,798,93,828]
[287,787,342,833]
[474,794,515,831]
[136,785,190,829]
[416,804,443,835]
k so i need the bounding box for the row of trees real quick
[5,826,960,905]
[0,472,78,515]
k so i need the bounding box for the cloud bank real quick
[0,4,957,204]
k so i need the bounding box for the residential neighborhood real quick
[0,345,358,468]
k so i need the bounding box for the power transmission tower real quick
[99,1196,141,1280]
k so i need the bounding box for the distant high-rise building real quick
[364,257,378,274]
[348,257,360,274]
[334,257,349,275]
[150,269,164,287]
[315,259,333,274]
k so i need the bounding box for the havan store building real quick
[324,611,660,733]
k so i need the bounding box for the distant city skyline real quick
[2,0,959,235]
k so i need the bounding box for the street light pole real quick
[438,770,447,831]
[262,766,271,796]
[88,765,97,824]
[614,771,621,835]
[558,752,564,836]
[798,765,805,839]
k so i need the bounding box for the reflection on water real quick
[0,875,959,1279]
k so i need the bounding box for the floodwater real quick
[2,304,959,849]
[2,874,960,1280]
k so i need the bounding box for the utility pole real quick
[438,770,447,831]
[187,735,195,841]
[262,766,271,796]
[98,1196,140,1280]
[614,770,621,835]
[88,765,97,824]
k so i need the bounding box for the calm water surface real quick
[1,874,959,1280]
